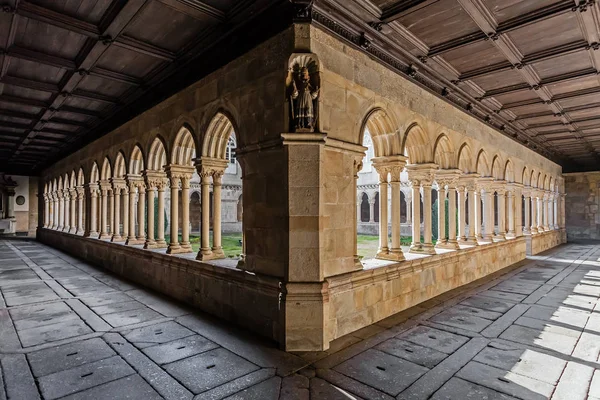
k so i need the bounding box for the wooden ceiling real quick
[314,0,600,172]
[0,0,289,175]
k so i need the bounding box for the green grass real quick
[165,232,243,258]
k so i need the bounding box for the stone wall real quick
[526,230,564,255]
[564,172,600,240]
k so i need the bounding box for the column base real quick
[377,249,405,261]
[211,247,226,258]
[459,237,479,246]
[197,248,221,261]
[143,240,159,249]
[409,243,436,255]
[99,233,111,240]
[84,231,97,238]
[136,236,146,242]
[68,227,77,234]
[76,229,84,236]
[125,238,144,245]
[435,240,460,250]
[111,235,125,242]
[166,244,182,254]
[506,231,516,238]
[236,255,246,269]
[155,239,168,248]
[479,235,493,242]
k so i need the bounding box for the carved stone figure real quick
[287,65,319,132]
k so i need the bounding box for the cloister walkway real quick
[0,239,599,400]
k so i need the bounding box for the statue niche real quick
[287,56,320,132]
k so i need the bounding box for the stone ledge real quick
[37,228,283,343]
[525,230,565,256]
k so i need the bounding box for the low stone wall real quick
[525,230,565,256]
[326,238,527,341]
[37,228,283,343]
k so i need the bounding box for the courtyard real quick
[1,239,599,399]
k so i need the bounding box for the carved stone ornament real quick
[287,53,320,133]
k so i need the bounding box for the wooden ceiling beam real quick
[0,108,40,121]
[113,36,176,61]
[1,75,59,93]
[156,0,225,22]
[70,89,119,105]
[7,45,76,69]
[89,67,142,86]
[0,94,48,108]
[427,0,574,57]
[16,1,100,37]
[380,0,438,23]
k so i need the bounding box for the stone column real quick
[85,184,98,237]
[369,198,376,223]
[99,183,110,239]
[211,170,225,258]
[541,193,547,231]
[457,184,466,242]
[463,175,479,245]
[530,192,538,234]
[53,192,59,229]
[407,164,437,255]
[122,186,129,240]
[473,189,481,239]
[436,170,460,250]
[406,195,412,224]
[76,187,84,235]
[495,186,506,240]
[380,159,406,261]
[506,187,515,238]
[57,189,64,230]
[553,193,559,229]
[111,186,123,242]
[523,189,531,235]
[197,167,213,261]
[180,173,193,253]
[137,182,146,242]
[143,174,157,248]
[373,164,389,258]
[536,193,543,233]
[353,158,362,266]
[167,174,181,254]
[43,194,49,228]
[69,188,77,233]
[64,189,71,232]
[156,181,167,248]
[126,180,138,244]
[560,193,566,229]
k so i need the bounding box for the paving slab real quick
[59,374,163,400]
[195,368,276,400]
[551,361,594,400]
[498,324,578,354]
[450,304,503,320]
[398,325,469,354]
[375,337,447,368]
[460,296,516,313]
[521,304,590,329]
[27,337,116,377]
[334,348,428,396]
[0,354,40,400]
[142,334,219,365]
[18,318,93,347]
[431,377,518,400]
[479,290,528,303]
[430,309,493,332]
[164,347,259,394]
[223,376,281,400]
[124,320,195,348]
[100,306,163,327]
[37,355,134,400]
[90,300,145,315]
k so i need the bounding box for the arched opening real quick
[360,193,370,222]
[190,191,201,233]
[111,152,127,242]
[145,137,168,248]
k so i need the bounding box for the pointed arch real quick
[433,133,456,169]
[530,170,539,188]
[360,108,402,157]
[458,143,474,173]
[543,174,549,190]
[148,137,168,171]
[90,162,100,183]
[62,174,69,190]
[101,157,112,181]
[77,168,85,186]
[172,125,196,166]
[129,145,145,175]
[550,176,555,191]
[522,166,530,186]
[476,149,491,177]
[491,155,504,180]
[202,112,237,160]
[504,160,515,183]
[70,170,77,188]
[402,123,431,164]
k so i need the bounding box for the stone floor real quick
[0,240,599,399]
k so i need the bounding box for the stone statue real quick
[287,66,319,132]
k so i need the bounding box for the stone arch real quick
[202,112,237,160]
[504,160,515,183]
[433,133,456,169]
[530,170,539,188]
[360,108,402,157]
[62,174,69,190]
[543,174,549,190]
[171,125,196,166]
[148,136,168,171]
[77,168,85,186]
[70,170,77,188]
[90,162,100,183]
[129,145,145,175]
[491,155,504,180]
[402,123,431,164]
[114,151,126,178]
[457,143,475,173]
[550,176,555,191]
[101,157,112,181]
[476,149,491,177]
[522,166,530,186]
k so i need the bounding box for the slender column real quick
[57,189,64,230]
[541,193,547,231]
[406,197,412,224]
[536,194,543,233]
[53,192,58,229]
[126,182,137,244]
[507,188,515,237]
[64,190,71,232]
[112,187,122,242]
[495,188,506,240]
[560,193,566,229]
[529,193,537,234]
[465,179,479,245]
[447,184,458,248]
[137,183,146,241]
[410,181,420,251]
[553,194,559,229]
[69,188,77,233]
[375,166,389,257]
[388,164,405,261]
[122,186,129,240]
[353,158,362,265]
[457,185,466,242]
[156,182,167,247]
[166,175,181,254]
[473,189,481,239]
[76,187,84,234]
[210,171,224,257]
[369,199,375,223]
[198,168,213,260]
[356,196,361,223]
[436,184,447,245]
[179,175,192,253]
[99,187,109,238]
[523,190,531,235]
[85,184,98,237]
[407,164,436,255]
[43,194,50,228]
[144,182,156,248]
[422,181,435,252]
